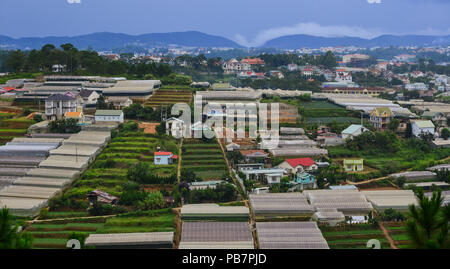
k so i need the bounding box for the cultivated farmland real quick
[26,209,175,249]
[0,112,35,145]
[181,138,228,180]
[319,223,392,249]
[47,122,179,213]
[144,85,193,108]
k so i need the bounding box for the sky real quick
[0,0,449,47]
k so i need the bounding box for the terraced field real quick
[47,123,179,214]
[181,139,228,180]
[144,85,193,107]
[383,222,410,249]
[0,113,35,145]
[319,223,392,249]
[26,209,175,249]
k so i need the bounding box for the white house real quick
[335,69,352,82]
[45,94,78,120]
[341,124,369,140]
[94,110,124,123]
[241,168,285,185]
[405,83,428,91]
[277,157,318,174]
[79,89,100,105]
[154,152,178,165]
[411,120,435,138]
[165,117,186,138]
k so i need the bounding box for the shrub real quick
[67,232,88,249]
[33,114,43,122]
[88,202,127,216]
[119,182,146,206]
[137,191,165,211]
[187,183,237,203]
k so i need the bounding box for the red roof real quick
[171,155,178,159]
[285,158,315,168]
[154,152,173,156]
[1,87,15,92]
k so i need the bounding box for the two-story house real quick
[45,94,78,120]
[370,107,393,131]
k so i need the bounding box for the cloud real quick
[67,0,81,4]
[415,27,450,36]
[367,0,382,3]
[233,22,387,47]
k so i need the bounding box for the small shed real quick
[343,159,364,172]
[87,190,119,205]
[154,152,177,165]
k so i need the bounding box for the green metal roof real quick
[342,124,363,134]
[95,110,123,116]
[414,120,435,129]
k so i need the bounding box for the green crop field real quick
[181,139,228,180]
[320,223,392,249]
[47,123,179,216]
[144,85,193,107]
[26,209,175,249]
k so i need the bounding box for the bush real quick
[48,118,80,133]
[121,121,139,131]
[137,191,166,211]
[33,114,43,122]
[187,183,237,203]
[119,182,147,206]
[67,232,88,249]
[127,162,177,184]
[378,208,407,222]
[88,202,127,216]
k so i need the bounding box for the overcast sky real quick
[1,0,449,46]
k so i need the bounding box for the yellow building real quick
[343,159,364,172]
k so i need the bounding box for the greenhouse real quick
[180,203,249,221]
[256,222,329,249]
[249,193,315,220]
[362,190,418,212]
[304,189,373,216]
[85,232,174,249]
[179,222,254,249]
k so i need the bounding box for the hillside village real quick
[0,42,449,250]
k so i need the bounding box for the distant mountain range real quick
[263,34,450,49]
[1,31,450,51]
[0,31,244,51]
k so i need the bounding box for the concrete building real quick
[94,110,124,123]
[370,107,393,131]
[343,159,364,172]
[45,94,78,120]
[154,152,177,165]
[341,124,369,140]
[278,157,317,174]
[405,83,428,91]
[411,120,435,138]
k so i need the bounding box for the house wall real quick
[412,124,435,138]
[154,155,170,165]
[95,113,124,123]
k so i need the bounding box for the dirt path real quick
[26,214,117,224]
[177,137,183,183]
[379,222,398,249]
[214,128,245,201]
[348,155,450,186]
